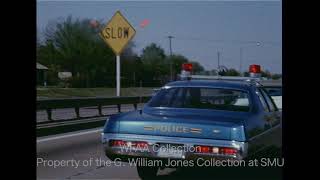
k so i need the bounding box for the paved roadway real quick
[37,128,140,179]
[37,127,282,180]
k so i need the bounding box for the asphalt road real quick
[37,128,140,179]
[37,127,282,180]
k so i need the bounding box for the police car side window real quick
[259,88,276,112]
[256,90,269,112]
[149,88,177,107]
[170,88,185,107]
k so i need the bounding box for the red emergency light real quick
[249,64,261,74]
[182,63,193,72]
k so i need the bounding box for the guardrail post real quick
[117,104,121,113]
[46,109,52,121]
[133,103,137,110]
[98,105,103,116]
[75,107,80,119]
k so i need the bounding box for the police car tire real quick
[136,165,158,180]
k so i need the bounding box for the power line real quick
[174,37,281,46]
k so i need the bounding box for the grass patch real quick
[37,87,156,99]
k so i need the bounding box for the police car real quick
[101,64,282,179]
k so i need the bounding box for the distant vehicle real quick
[101,64,282,179]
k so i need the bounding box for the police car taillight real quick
[180,63,193,80]
[195,145,237,155]
[220,147,238,155]
[195,145,219,154]
[249,64,261,78]
[131,141,149,148]
[110,140,126,147]
[195,145,211,153]
[109,140,148,148]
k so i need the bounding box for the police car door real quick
[247,87,281,157]
[258,87,282,147]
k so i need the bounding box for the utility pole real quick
[240,47,243,76]
[167,35,174,81]
[217,51,220,78]
[133,72,136,87]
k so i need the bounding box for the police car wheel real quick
[136,165,158,180]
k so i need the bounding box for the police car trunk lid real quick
[117,109,246,141]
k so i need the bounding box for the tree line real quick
[37,16,281,88]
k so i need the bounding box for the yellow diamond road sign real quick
[101,11,136,55]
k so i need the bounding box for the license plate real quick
[157,145,184,158]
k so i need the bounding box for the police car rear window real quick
[148,87,250,112]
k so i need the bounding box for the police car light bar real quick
[249,64,261,78]
[180,63,193,80]
[182,63,193,72]
[179,64,263,81]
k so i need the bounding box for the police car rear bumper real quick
[101,133,248,161]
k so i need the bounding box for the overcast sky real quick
[37,0,282,73]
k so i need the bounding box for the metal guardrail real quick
[37,80,281,122]
[37,96,152,121]
[260,80,282,87]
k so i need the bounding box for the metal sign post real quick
[100,11,136,97]
[116,55,120,96]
